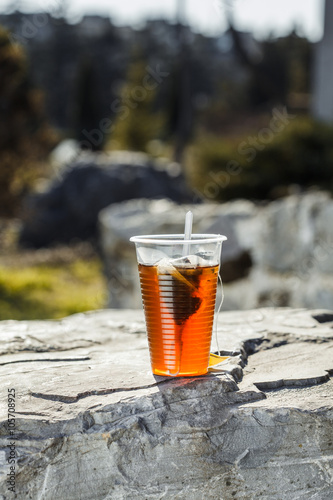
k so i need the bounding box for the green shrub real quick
[187,116,333,201]
[0,26,57,216]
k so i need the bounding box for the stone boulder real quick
[19,152,195,248]
[0,307,332,499]
[99,192,333,310]
[258,191,333,273]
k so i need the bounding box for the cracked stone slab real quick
[0,307,332,500]
[241,341,333,390]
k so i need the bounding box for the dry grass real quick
[0,219,107,320]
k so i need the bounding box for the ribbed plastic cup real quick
[130,234,227,377]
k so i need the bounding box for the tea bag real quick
[157,256,204,325]
[157,257,195,289]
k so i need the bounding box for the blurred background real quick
[0,0,332,319]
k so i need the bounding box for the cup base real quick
[152,368,208,377]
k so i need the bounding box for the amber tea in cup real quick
[130,234,227,377]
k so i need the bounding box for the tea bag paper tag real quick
[208,353,230,371]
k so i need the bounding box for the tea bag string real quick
[214,273,224,355]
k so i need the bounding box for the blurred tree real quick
[74,55,100,150]
[6,0,22,11]
[170,0,193,163]
[249,31,312,108]
[0,26,56,216]
[52,0,69,19]
[278,30,312,96]
[227,19,288,107]
[106,59,164,152]
[226,6,312,109]
[166,39,193,163]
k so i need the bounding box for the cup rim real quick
[130,234,227,245]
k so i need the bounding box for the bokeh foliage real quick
[188,117,333,201]
[0,258,106,320]
[0,26,57,216]
[106,60,165,152]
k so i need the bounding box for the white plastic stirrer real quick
[182,210,193,257]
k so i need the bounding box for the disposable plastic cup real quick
[130,234,227,377]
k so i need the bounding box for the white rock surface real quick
[0,308,332,499]
[99,193,333,310]
[258,191,333,273]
